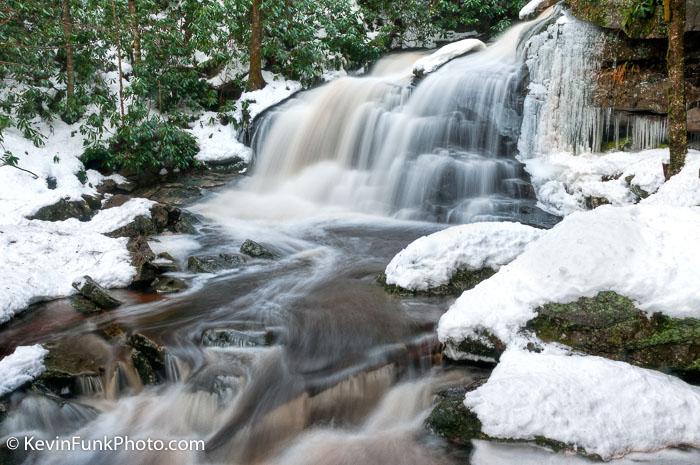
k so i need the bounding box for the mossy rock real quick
[567,0,668,39]
[528,291,700,380]
[378,267,497,297]
[444,329,506,364]
[426,385,488,446]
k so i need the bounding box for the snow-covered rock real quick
[188,112,252,164]
[413,39,486,76]
[519,0,552,20]
[523,149,700,216]
[437,204,700,346]
[384,222,543,292]
[465,347,700,460]
[0,345,48,397]
[234,71,302,124]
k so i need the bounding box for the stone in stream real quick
[126,236,158,285]
[201,328,277,348]
[240,239,275,259]
[187,253,245,273]
[426,385,487,446]
[377,267,497,297]
[128,333,166,385]
[151,276,188,293]
[527,291,700,380]
[72,276,123,309]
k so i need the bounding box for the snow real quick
[0,124,106,223]
[413,39,486,76]
[523,149,700,215]
[188,112,253,164]
[0,345,48,397]
[519,0,548,19]
[437,204,700,346]
[384,222,543,291]
[233,71,302,124]
[465,347,700,460]
[0,198,153,322]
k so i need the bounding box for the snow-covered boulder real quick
[384,222,543,295]
[465,347,700,460]
[437,204,700,348]
[0,345,48,397]
[413,39,486,77]
[519,0,556,20]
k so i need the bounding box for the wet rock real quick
[426,383,487,446]
[519,0,557,20]
[201,328,276,348]
[527,291,700,380]
[102,193,132,209]
[126,236,158,285]
[72,276,122,309]
[151,276,188,293]
[37,334,112,397]
[127,333,166,385]
[584,196,610,209]
[46,176,57,190]
[152,255,180,274]
[187,253,245,273]
[70,296,101,314]
[107,214,157,238]
[443,330,506,364]
[29,198,94,222]
[170,210,198,234]
[150,203,170,231]
[378,268,497,297]
[240,239,275,259]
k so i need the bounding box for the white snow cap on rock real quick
[465,348,700,460]
[0,345,48,396]
[234,71,302,124]
[413,39,485,76]
[519,0,549,20]
[188,112,253,164]
[385,222,543,291]
[438,204,700,346]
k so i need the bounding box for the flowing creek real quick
[2,10,698,465]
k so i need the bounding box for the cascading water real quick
[249,21,547,224]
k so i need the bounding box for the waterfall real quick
[249,21,548,224]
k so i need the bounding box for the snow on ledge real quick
[233,71,302,124]
[0,345,48,396]
[385,222,543,291]
[519,0,549,20]
[437,204,700,346]
[413,39,486,76]
[465,347,700,460]
[188,112,253,164]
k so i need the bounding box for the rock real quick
[150,203,170,231]
[519,0,557,20]
[240,239,275,259]
[584,196,610,209]
[187,253,245,273]
[126,236,158,285]
[170,210,198,234]
[151,276,188,293]
[37,334,112,397]
[70,296,101,314]
[527,291,700,380]
[107,214,157,238]
[443,329,506,364]
[426,384,487,446]
[201,328,277,348]
[152,258,179,274]
[97,178,135,194]
[378,267,497,297]
[46,176,57,190]
[102,194,132,209]
[29,198,94,222]
[127,333,166,385]
[81,194,103,211]
[72,276,122,309]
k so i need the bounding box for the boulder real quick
[70,296,101,314]
[527,291,700,380]
[151,276,188,293]
[126,236,158,285]
[107,215,157,238]
[72,276,122,309]
[187,253,245,273]
[426,384,487,446]
[127,333,166,385]
[29,198,94,222]
[378,267,497,297]
[102,194,131,209]
[240,239,275,259]
[443,329,506,364]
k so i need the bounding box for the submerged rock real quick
[527,291,700,379]
[378,267,496,297]
[72,276,122,309]
[240,239,275,259]
[187,253,245,273]
[151,276,188,294]
[426,384,487,446]
[201,328,277,348]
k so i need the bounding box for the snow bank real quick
[437,204,700,345]
[465,348,700,459]
[643,153,700,207]
[413,39,485,75]
[523,149,700,216]
[188,112,252,164]
[234,71,302,124]
[0,124,106,223]
[0,345,48,397]
[384,222,543,291]
[0,199,152,322]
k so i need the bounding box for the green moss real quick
[378,267,496,297]
[426,388,486,446]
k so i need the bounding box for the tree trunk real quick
[128,0,141,67]
[111,0,125,123]
[247,0,265,91]
[61,0,75,102]
[666,0,687,177]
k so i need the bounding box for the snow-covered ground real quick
[384,222,543,291]
[413,39,485,76]
[438,203,700,346]
[523,149,700,216]
[189,112,253,164]
[233,71,302,125]
[465,347,700,460]
[0,345,48,397]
